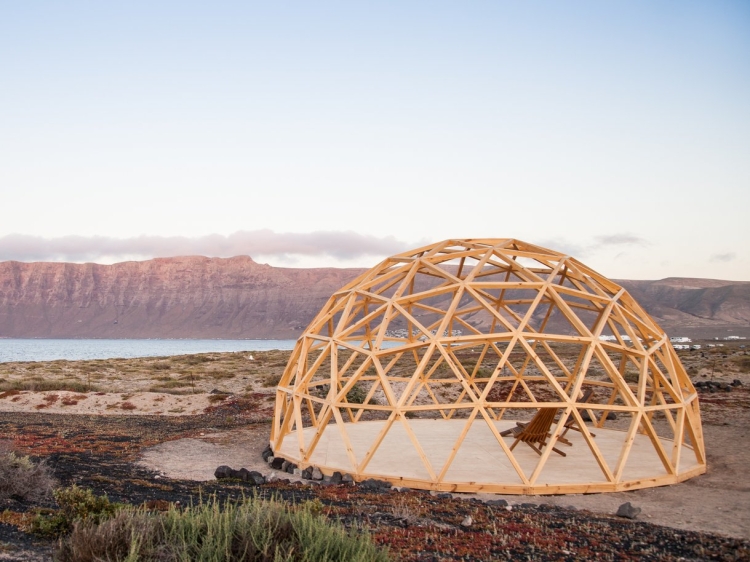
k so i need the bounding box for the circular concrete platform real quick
[276,418,704,494]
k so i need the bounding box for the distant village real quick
[599,334,747,351]
[382,329,747,351]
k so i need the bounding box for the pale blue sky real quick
[1,1,748,279]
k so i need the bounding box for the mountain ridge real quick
[0,256,748,339]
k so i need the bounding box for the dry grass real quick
[0,350,290,397]
[0,449,56,502]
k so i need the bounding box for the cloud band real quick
[0,230,412,263]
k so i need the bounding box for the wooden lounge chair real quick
[500,388,596,437]
[507,407,569,457]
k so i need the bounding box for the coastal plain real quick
[1,346,749,560]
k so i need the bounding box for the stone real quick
[732,379,742,387]
[330,471,343,484]
[485,499,509,507]
[270,457,285,470]
[342,474,355,484]
[293,468,302,476]
[460,516,472,528]
[281,461,291,473]
[237,468,252,482]
[520,503,537,509]
[229,469,242,479]
[261,445,274,461]
[214,465,233,479]
[437,492,452,499]
[285,463,297,474]
[267,472,279,483]
[301,467,313,479]
[616,502,641,519]
[311,467,324,481]
[360,478,392,490]
[248,471,266,485]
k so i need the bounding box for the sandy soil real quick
[0,390,214,416]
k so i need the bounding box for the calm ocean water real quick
[0,339,297,363]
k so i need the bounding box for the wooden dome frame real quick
[271,239,706,494]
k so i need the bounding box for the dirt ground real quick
[3,346,750,544]
[135,403,750,541]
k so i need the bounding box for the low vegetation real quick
[48,492,389,562]
[0,350,292,397]
[32,485,123,538]
[0,450,56,502]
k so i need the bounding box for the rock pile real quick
[693,379,741,392]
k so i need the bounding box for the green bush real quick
[57,496,390,562]
[32,486,122,538]
[0,451,56,502]
[346,383,368,404]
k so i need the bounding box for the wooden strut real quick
[271,239,706,495]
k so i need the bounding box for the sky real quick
[1,1,748,280]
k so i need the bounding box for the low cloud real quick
[0,230,413,264]
[710,252,737,263]
[535,239,587,258]
[534,234,649,260]
[593,234,649,247]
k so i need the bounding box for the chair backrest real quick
[517,408,559,444]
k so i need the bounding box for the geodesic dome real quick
[271,239,705,494]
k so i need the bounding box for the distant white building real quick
[670,336,691,343]
[672,344,690,350]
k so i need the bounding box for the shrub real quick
[32,486,121,538]
[57,496,389,562]
[0,380,97,393]
[184,354,214,365]
[262,373,283,387]
[153,376,185,384]
[346,383,368,404]
[0,451,56,502]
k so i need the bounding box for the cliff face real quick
[0,256,363,339]
[0,257,747,339]
[616,278,750,335]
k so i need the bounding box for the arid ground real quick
[1,345,749,560]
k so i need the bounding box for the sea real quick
[0,339,297,363]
